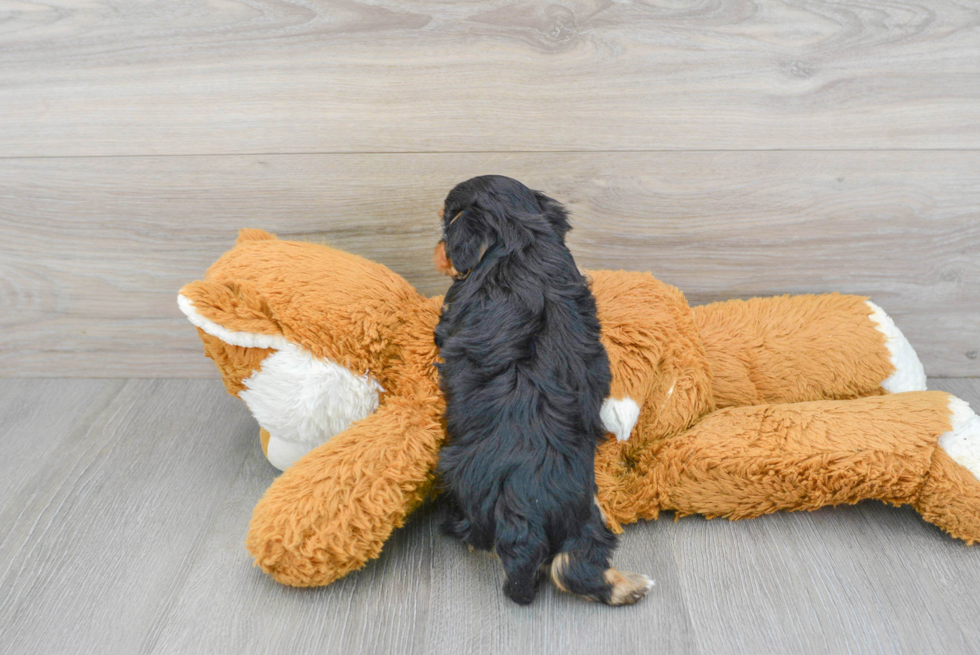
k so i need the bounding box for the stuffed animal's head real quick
[178,229,442,470]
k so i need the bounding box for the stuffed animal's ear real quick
[444,209,492,274]
[178,279,285,349]
[237,228,277,244]
[534,191,571,241]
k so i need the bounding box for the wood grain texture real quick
[0,0,978,156]
[1,378,979,654]
[0,378,123,520]
[149,446,698,655]
[1,151,977,377]
[0,379,256,654]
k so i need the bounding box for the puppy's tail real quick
[549,505,653,606]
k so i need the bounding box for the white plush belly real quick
[239,343,383,470]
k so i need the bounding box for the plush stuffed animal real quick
[179,229,980,588]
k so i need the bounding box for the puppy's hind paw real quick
[605,569,654,606]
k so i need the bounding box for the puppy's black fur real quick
[434,175,649,606]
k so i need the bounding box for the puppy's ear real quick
[534,191,571,241]
[444,209,491,273]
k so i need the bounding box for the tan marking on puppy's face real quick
[436,211,478,279]
[433,241,457,277]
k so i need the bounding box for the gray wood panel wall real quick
[1,0,978,377]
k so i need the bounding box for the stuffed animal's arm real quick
[245,395,444,587]
[596,390,980,543]
[692,294,926,408]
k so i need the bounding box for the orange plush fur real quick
[179,230,980,588]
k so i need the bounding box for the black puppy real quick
[433,175,652,606]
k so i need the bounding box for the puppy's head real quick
[434,175,570,278]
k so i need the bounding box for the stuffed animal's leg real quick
[595,391,980,543]
[692,294,926,409]
[245,397,444,587]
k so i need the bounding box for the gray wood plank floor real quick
[2,378,979,654]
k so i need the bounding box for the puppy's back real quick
[435,176,649,606]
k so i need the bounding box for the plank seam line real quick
[2,148,980,161]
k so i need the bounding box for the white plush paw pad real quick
[939,397,980,483]
[601,397,641,442]
[866,301,927,392]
